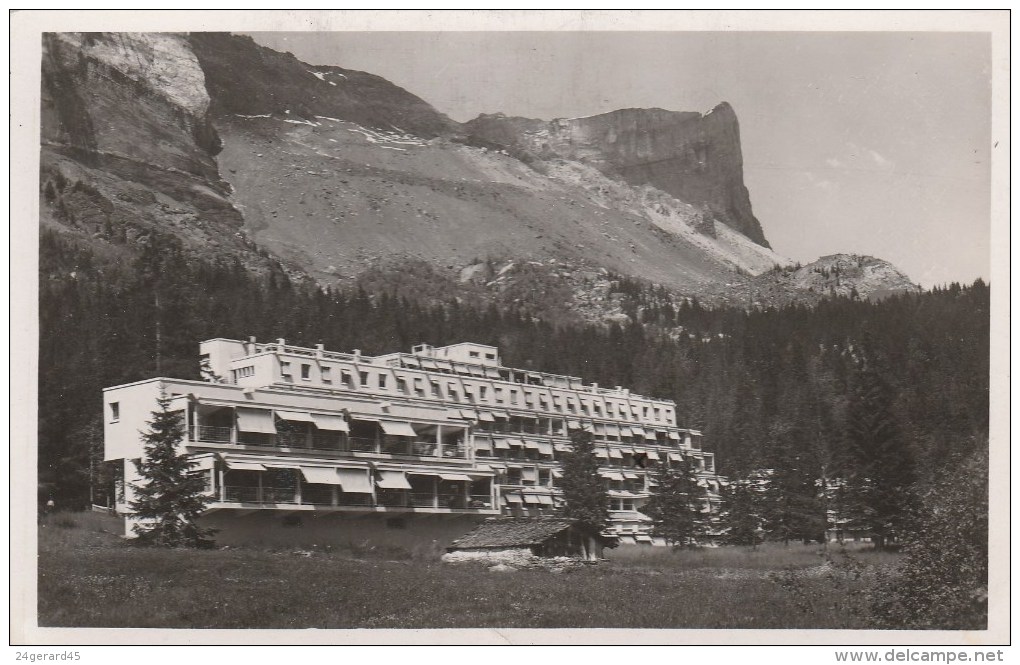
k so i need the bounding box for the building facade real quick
[103,338,722,547]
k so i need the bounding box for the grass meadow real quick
[38,511,900,629]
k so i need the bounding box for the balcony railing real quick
[220,486,493,510]
[191,427,467,459]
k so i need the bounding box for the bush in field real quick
[130,390,215,548]
[869,446,987,629]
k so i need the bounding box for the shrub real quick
[869,446,987,629]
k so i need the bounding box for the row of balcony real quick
[192,426,468,460]
[220,485,495,510]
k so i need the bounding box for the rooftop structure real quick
[103,338,722,547]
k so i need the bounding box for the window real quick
[469,351,479,358]
[430,381,440,397]
[606,402,615,417]
[485,353,496,360]
[396,378,407,393]
[359,371,369,387]
[281,362,293,382]
[510,390,518,405]
[494,388,504,404]
[321,366,332,383]
[378,374,387,389]
[580,403,589,415]
[643,406,649,418]
[342,371,353,387]
[653,408,660,420]
[109,402,120,422]
[301,364,311,380]
[464,390,474,403]
[593,403,602,416]
[479,386,487,399]
[447,385,458,401]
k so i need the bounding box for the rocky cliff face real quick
[187,33,460,139]
[42,32,224,188]
[465,103,769,247]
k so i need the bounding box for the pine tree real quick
[723,477,764,548]
[559,428,609,532]
[844,350,916,550]
[130,390,215,547]
[641,456,707,548]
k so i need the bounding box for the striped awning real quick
[644,431,659,440]
[439,473,473,482]
[536,441,553,456]
[608,447,623,459]
[276,410,315,422]
[312,414,349,431]
[668,430,681,440]
[553,442,571,452]
[474,437,492,451]
[300,467,342,485]
[236,408,276,434]
[668,452,684,462]
[376,470,412,489]
[643,449,660,460]
[600,470,624,481]
[477,411,496,422]
[493,438,511,450]
[379,421,417,437]
[224,458,266,471]
[459,409,477,420]
[337,468,373,493]
[630,426,646,436]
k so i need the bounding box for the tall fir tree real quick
[641,456,707,548]
[722,476,765,548]
[559,428,609,532]
[844,349,916,550]
[130,390,215,547]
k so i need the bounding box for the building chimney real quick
[353,349,362,362]
[277,338,286,346]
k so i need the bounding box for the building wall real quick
[196,511,487,550]
[441,547,535,565]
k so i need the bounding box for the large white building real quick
[103,338,722,547]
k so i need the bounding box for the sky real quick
[249,31,992,288]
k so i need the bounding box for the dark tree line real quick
[40,229,989,532]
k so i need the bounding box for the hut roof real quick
[448,518,596,550]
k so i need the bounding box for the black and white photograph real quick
[10,9,1010,649]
